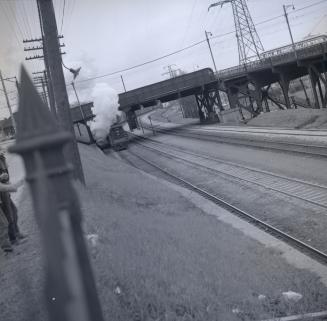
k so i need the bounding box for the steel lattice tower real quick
[209,0,264,64]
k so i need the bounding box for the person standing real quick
[0,151,25,245]
[0,206,12,252]
[0,179,22,253]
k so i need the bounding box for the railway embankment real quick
[2,143,327,320]
[140,109,327,156]
[246,109,327,129]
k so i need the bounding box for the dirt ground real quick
[246,109,327,129]
[1,144,327,321]
[149,104,327,130]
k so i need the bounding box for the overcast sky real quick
[0,0,326,118]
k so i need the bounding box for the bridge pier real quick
[251,82,264,114]
[195,89,221,123]
[247,72,280,114]
[126,110,139,130]
[262,88,271,112]
[247,79,272,115]
[307,64,327,109]
[278,73,292,109]
[226,85,238,110]
[225,80,257,116]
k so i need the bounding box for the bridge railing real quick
[218,36,327,80]
[260,35,327,59]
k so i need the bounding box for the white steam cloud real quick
[64,53,121,141]
[90,83,121,141]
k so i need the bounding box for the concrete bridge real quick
[118,35,327,129]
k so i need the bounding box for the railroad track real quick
[131,134,327,210]
[139,124,327,157]
[120,147,327,265]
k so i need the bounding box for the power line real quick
[291,0,327,14]
[0,2,23,47]
[62,0,76,34]
[76,0,326,83]
[180,0,199,47]
[76,39,208,83]
[6,2,26,39]
[60,0,66,34]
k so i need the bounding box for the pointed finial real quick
[9,65,72,154]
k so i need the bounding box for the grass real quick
[76,145,327,320]
[1,144,326,321]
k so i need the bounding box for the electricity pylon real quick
[209,0,264,64]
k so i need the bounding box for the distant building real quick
[0,103,95,140]
[70,101,95,123]
[70,101,95,144]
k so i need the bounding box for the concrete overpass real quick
[118,35,327,129]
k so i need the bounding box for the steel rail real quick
[182,127,327,137]
[139,125,327,157]
[146,125,327,148]
[132,140,327,210]
[131,133,327,191]
[123,148,327,265]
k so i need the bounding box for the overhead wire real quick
[180,0,199,48]
[20,1,33,37]
[76,0,327,84]
[20,1,42,72]
[0,2,22,48]
[62,0,76,35]
[2,0,325,87]
[60,0,66,34]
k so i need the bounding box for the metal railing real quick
[218,35,327,80]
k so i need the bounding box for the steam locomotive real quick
[96,123,129,151]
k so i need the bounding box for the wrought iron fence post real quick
[9,66,104,321]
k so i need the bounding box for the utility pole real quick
[0,70,17,133]
[37,0,84,183]
[71,82,85,120]
[120,75,127,92]
[283,4,297,61]
[71,81,83,138]
[205,30,218,75]
[71,82,95,144]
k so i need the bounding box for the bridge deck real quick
[118,35,327,112]
[118,68,216,111]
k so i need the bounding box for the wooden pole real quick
[37,0,84,182]
[0,70,17,133]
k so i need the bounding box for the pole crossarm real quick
[23,35,63,43]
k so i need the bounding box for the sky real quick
[0,0,326,118]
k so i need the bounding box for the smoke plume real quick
[90,83,120,141]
